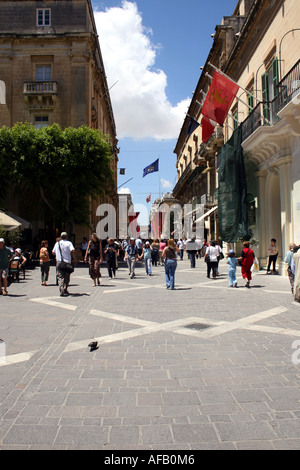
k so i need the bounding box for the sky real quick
[91,0,238,225]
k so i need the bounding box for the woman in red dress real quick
[238,241,255,288]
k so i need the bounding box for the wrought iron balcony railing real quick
[241,59,300,142]
[273,58,300,114]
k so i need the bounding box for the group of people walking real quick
[1,232,299,299]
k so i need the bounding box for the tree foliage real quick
[0,123,114,227]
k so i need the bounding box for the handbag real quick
[58,242,74,274]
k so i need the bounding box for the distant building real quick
[149,192,179,239]
[118,188,133,239]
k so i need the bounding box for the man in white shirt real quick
[52,232,77,296]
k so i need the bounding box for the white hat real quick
[0,238,4,243]
[15,248,22,254]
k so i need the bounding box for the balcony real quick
[241,59,300,142]
[241,102,267,142]
[200,193,214,206]
[23,81,57,106]
[273,59,300,115]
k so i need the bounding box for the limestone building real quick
[0,0,118,247]
[174,0,300,272]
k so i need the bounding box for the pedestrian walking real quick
[84,233,102,286]
[80,237,88,262]
[227,249,238,287]
[216,242,224,275]
[39,240,50,286]
[135,236,143,256]
[0,238,13,295]
[284,243,296,294]
[266,238,278,274]
[186,237,197,268]
[177,238,185,260]
[162,239,179,290]
[201,239,208,257]
[142,241,152,275]
[125,238,139,278]
[159,239,167,265]
[52,232,77,296]
[238,241,255,288]
[151,239,159,266]
[104,238,118,279]
[204,240,219,279]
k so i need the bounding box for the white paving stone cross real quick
[64,305,290,353]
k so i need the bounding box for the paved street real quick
[1,255,300,450]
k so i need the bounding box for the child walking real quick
[227,249,238,287]
[143,241,152,276]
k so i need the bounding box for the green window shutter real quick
[247,93,254,115]
[272,57,279,99]
[261,72,270,122]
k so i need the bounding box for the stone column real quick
[292,137,300,243]
[256,169,267,265]
[277,156,293,275]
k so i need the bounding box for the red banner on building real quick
[202,116,215,143]
[151,212,165,238]
[201,71,239,126]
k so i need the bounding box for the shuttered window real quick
[261,57,279,123]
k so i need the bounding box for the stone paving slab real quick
[1,257,300,450]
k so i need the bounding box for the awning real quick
[0,211,21,231]
[6,212,31,229]
[194,206,217,223]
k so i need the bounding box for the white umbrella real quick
[0,211,22,231]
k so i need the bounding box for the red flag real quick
[202,116,215,143]
[201,71,239,125]
[146,194,151,203]
[151,212,165,238]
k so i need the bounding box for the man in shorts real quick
[52,232,77,296]
[0,238,13,296]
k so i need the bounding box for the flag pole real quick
[158,156,161,199]
[196,99,241,125]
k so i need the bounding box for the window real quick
[231,103,238,130]
[37,9,51,27]
[35,116,49,129]
[261,57,279,122]
[36,65,51,81]
[247,88,254,115]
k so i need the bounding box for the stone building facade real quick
[173,0,300,273]
[0,0,118,249]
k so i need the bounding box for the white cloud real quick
[94,1,190,140]
[161,178,172,189]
